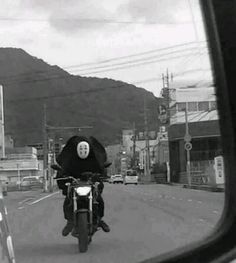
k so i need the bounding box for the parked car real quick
[124,169,138,185]
[109,174,124,184]
[20,176,43,190]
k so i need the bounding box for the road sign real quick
[184,142,192,151]
[184,133,192,142]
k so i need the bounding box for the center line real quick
[29,191,59,205]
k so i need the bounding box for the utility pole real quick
[144,96,150,180]
[59,137,63,152]
[161,68,174,123]
[0,85,5,159]
[160,69,173,183]
[132,122,136,168]
[48,138,54,192]
[184,108,192,187]
[43,103,49,192]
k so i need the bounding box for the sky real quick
[0,0,212,97]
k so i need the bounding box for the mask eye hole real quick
[77,141,90,159]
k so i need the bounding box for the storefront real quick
[169,120,221,183]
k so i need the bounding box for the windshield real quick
[126,171,137,176]
[0,0,225,262]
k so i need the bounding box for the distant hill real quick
[0,48,163,146]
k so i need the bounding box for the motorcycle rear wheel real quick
[77,212,89,253]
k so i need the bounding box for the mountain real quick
[0,48,163,147]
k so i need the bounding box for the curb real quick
[182,184,224,192]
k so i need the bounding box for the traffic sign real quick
[184,142,192,151]
[184,133,192,142]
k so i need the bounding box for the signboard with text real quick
[214,155,225,184]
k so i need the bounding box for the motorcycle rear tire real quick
[77,212,89,253]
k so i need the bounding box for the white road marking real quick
[19,197,34,204]
[188,199,192,202]
[213,210,219,214]
[197,201,202,204]
[172,197,176,200]
[29,191,59,205]
[18,207,24,210]
[199,218,204,222]
[7,235,15,262]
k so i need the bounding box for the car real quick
[123,169,138,185]
[109,174,124,184]
[20,176,43,191]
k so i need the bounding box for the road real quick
[3,184,224,263]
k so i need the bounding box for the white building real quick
[0,147,42,185]
[169,85,218,125]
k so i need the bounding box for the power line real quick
[64,41,207,70]
[69,47,208,74]
[0,16,193,25]
[0,42,208,83]
[76,51,209,76]
[1,54,209,87]
[4,68,211,105]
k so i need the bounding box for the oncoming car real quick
[109,174,124,184]
[124,170,138,185]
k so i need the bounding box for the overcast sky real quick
[0,0,212,96]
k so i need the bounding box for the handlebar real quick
[54,176,79,183]
[54,172,101,184]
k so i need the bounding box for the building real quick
[0,147,42,185]
[122,129,159,172]
[155,126,169,164]
[105,144,122,175]
[167,85,221,184]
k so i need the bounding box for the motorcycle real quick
[52,164,101,253]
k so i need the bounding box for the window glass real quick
[210,101,217,110]
[188,102,198,111]
[177,102,187,112]
[1,0,224,262]
[198,101,210,111]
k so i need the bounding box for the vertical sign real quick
[0,85,5,159]
[214,155,225,184]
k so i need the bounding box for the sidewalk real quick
[169,182,224,192]
[139,180,224,192]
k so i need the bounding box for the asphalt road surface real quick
[4,184,224,263]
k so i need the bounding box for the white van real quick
[124,170,138,185]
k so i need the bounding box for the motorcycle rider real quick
[55,135,111,236]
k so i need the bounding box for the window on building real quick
[187,102,198,111]
[198,101,209,111]
[210,101,217,110]
[177,102,186,112]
